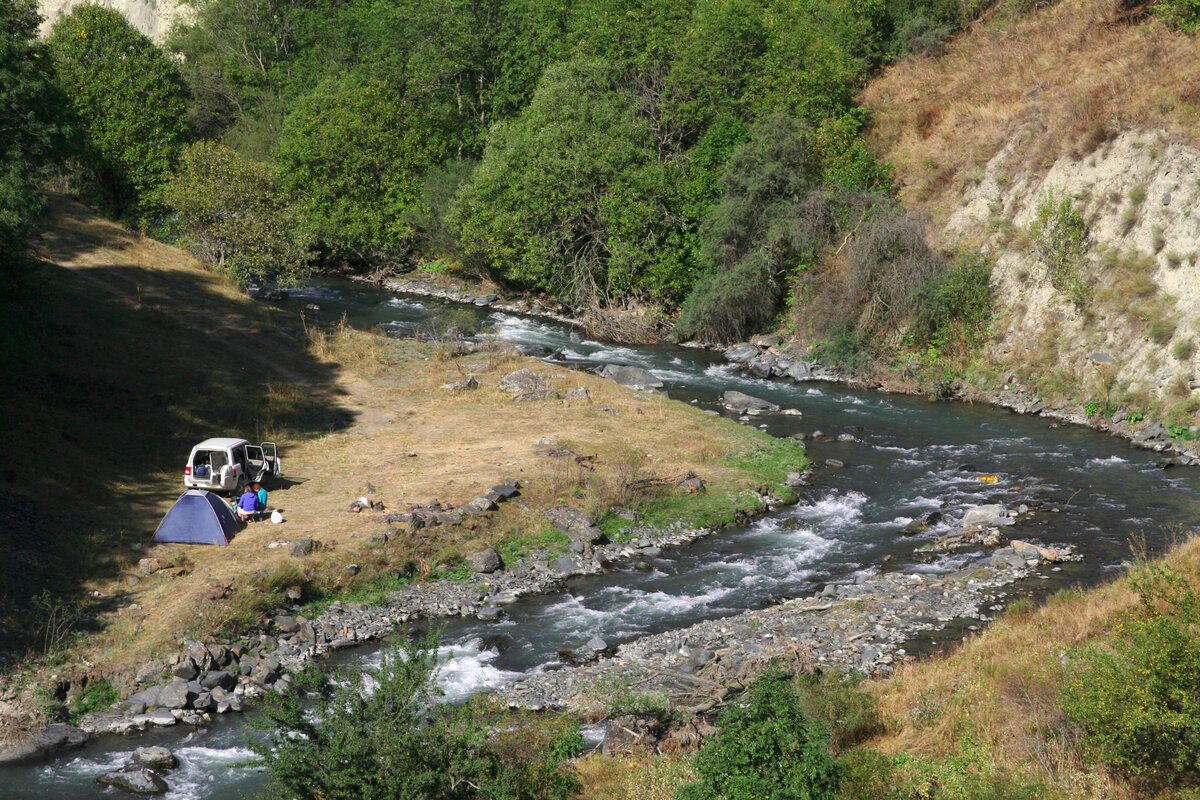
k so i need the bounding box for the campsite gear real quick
[270,510,284,524]
[151,490,239,545]
[184,438,281,493]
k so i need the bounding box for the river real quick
[6,279,1200,798]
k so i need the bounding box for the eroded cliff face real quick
[37,0,190,43]
[947,127,1200,412]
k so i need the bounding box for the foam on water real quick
[435,639,525,703]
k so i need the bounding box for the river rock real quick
[0,724,88,766]
[721,391,779,413]
[156,678,190,710]
[487,482,521,502]
[467,547,503,574]
[465,496,498,515]
[170,657,198,682]
[498,368,553,394]
[962,504,1008,531]
[552,556,584,576]
[289,538,318,556]
[132,746,177,769]
[747,354,777,378]
[273,615,300,634]
[477,606,504,621]
[990,550,1029,569]
[200,671,237,691]
[97,767,169,794]
[598,364,663,391]
[723,343,760,363]
[787,361,813,380]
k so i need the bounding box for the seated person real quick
[235,486,259,521]
[253,482,268,511]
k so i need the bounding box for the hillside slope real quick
[861,0,1200,425]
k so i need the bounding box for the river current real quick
[6,280,1200,799]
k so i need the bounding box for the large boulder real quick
[787,361,814,380]
[132,746,177,769]
[497,369,553,394]
[0,724,88,766]
[721,390,780,414]
[722,343,760,363]
[157,678,191,710]
[467,547,503,574]
[598,364,663,391]
[97,767,169,794]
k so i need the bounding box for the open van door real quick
[261,442,281,478]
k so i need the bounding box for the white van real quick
[185,438,281,494]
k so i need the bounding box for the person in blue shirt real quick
[235,486,259,522]
[253,482,268,512]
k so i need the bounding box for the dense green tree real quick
[46,5,190,219]
[452,57,689,305]
[677,115,836,343]
[0,0,67,269]
[164,141,313,283]
[664,0,768,140]
[249,633,582,800]
[275,72,450,265]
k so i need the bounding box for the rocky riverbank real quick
[492,531,1077,714]
[716,335,1200,466]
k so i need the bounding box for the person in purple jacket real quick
[235,485,259,522]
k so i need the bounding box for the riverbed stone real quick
[962,504,1008,531]
[598,364,663,391]
[273,615,300,634]
[721,390,779,413]
[200,671,237,691]
[97,767,169,794]
[132,746,177,769]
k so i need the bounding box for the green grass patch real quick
[70,679,120,719]
[608,432,809,535]
[494,527,572,566]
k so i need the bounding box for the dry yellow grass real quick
[861,0,1200,227]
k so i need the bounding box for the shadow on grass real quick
[0,249,353,665]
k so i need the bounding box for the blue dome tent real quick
[151,490,239,545]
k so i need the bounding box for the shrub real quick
[249,632,582,800]
[1151,0,1200,30]
[907,252,994,356]
[1029,191,1090,306]
[70,679,119,718]
[1062,563,1200,787]
[792,671,886,753]
[677,668,842,800]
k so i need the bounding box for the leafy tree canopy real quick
[46,5,190,220]
[0,0,69,268]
